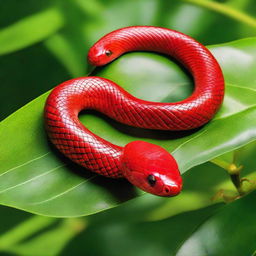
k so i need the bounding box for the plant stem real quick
[230,173,243,195]
[211,158,245,195]
[181,0,256,29]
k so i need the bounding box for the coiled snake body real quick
[44,26,224,196]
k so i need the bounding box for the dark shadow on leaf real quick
[79,109,203,140]
[46,139,137,203]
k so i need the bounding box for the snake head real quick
[88,30,126,66]
[88,41,119,66]
[120,141,182,197]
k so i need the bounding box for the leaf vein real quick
[30,176,96,205]
[0,152,51,178]
[0,164,65,194]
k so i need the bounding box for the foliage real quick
[1,0,256,255]
[1,38,256,217]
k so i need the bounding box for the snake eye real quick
[105,50,112,56]
[147,175,156,187]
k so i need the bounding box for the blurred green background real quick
[1,0,256,255]
[1,0,256,121]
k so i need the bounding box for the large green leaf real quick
[1,37,256,217]
[0,142,255,256]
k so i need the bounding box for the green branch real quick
[181,0,256,29]
[211,158,246,195]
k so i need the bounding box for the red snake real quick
[44,26,224,197]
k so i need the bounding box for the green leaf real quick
[4,218,85,256]
[1,37,256,217]
[0,152,254,255]
[44,33,85,77]
[55,192,256,256]
[0,7,64,55]
[0,216,55,250]
[59,205,221,256]
[176,191,256,256]
[0,205,85,256]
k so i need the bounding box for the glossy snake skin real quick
[44,26,224,196]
